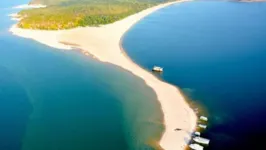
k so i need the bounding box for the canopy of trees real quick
[18,0,175,30]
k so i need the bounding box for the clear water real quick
[0,1,164,150]
[123,1,266,149]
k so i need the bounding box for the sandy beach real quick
[9,1,197,150]
[12,4,46,9]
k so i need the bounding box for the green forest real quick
[18,0,175,30]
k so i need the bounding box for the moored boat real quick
[189,143,204,150]
[152,66,163,72]
[200,116,208,121]
[193,137,210,145]
[198,124,207,129]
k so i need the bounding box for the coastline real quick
[12,4,46,9]
[9,1,197,150]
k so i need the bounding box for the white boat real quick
[193,137,210,145]
[189,143,204,150]
[200,116,208,121]
[194,132,201,136]
[152,66,163,72]
[198,124,207,129]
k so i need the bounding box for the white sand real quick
[8,13,20,18]
[8,13,22,21]
[12,4,46,9]
[10,25,72,50]
[9,1,197,150]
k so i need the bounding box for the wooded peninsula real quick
[18,0,174,30]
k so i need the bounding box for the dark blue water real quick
[123,1,266,149]
[0,1,164,150]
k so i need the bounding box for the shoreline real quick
[12,4,46,9]
[9,1,197,150]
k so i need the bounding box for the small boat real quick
[198,124,207,129]
[194,132,201,136]
[193,137,210,145]
[189,143,204,150]
[152,66,163,72]
[200,116,208,122]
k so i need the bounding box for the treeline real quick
[29,0,172,6]
[18,0,174,30]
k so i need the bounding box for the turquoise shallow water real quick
[0,1,164,150]
[123,1,266,149]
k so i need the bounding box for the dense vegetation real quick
[18,0,174,30]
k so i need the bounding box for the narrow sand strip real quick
[9,1,197,150]
[12,4,46,9]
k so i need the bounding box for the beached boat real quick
[193,137,210,145]
[152,66,163,72]
[189,143,204,150]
